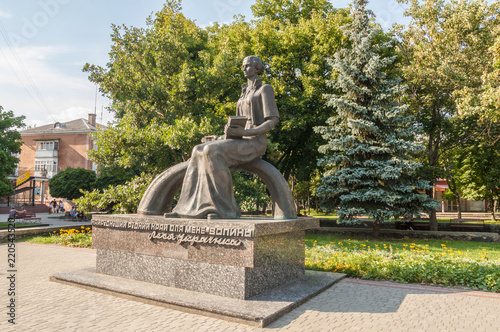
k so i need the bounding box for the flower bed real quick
[306,238,500,292]
[26,226,92,247]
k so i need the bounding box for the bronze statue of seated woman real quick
[137,56,296,220]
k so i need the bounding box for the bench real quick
[64,211,88,221]
[395,219,430,230]
[15,212,29,219]
[8,211,41,224]
[450,218,485,230]
[22,217,42,224]
[411,222,430,230]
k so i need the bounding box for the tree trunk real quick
[373,218,381,239]
[456,197,462,220]
[444,158,462,220]
[428,189,438,231]
[493,200,498,221]
[307,195,311,216]
[429,209,438,231]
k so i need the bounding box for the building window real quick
[35,160,57,172]
[36,141,58,151]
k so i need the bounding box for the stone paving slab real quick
[2,243,500,331]
[51,268,345,327]
[0,212,90,227]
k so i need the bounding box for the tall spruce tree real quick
[314,0,438,236]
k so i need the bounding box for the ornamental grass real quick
[306,238,500,292]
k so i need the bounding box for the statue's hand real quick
[225,125,245,138]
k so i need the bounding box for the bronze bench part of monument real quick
[137,158,297,219]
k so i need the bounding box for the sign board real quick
[16,170,30,186]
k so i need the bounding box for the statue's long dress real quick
[173,79,279,219]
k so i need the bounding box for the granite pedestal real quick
[51,214,346,326]
[92,214,317,299]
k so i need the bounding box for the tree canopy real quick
[0,106,25,198]
[84,0,352,184]
[394,0,500,228]
[80,0,500,217]
[84,3,219,174]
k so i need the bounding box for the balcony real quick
[36,150,58,158]
[34,170,57,179]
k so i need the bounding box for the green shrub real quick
[49,167,97,200]
[74,173,154,214]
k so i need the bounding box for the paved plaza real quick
[1,242,499,331]
[0,212,91,228]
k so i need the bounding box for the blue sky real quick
[0,0,409,127]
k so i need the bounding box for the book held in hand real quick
[226,116,247,139]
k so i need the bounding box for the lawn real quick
[306,234,500,292]
[306,234,500,260]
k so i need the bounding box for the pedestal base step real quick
[51,269,345,327]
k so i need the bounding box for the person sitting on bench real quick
[8,207,17,221]
[69,207,78,219]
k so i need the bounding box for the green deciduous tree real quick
[454,6,500,123]
[0,106,25,198]
[441,157,464,218]
[394,0,500,229]
[84,2,224,174]
[93,165,135,191]
[245,0,351,182]
[458,142,500,220]
[443,140,500,220]
[232,172,270,213]
[251,0,334,24]
[49,167,97,200]
[315,0,437,237]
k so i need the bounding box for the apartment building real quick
[2,114,102,206]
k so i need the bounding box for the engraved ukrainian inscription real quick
[148,231,243,247]
[93,219,253,247]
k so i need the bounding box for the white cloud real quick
[0,10,12,18]
[0,44,114,127]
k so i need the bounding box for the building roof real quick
[20,118,105,136]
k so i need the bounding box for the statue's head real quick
[242,55,264,76]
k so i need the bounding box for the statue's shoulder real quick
[260,83,275,95]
